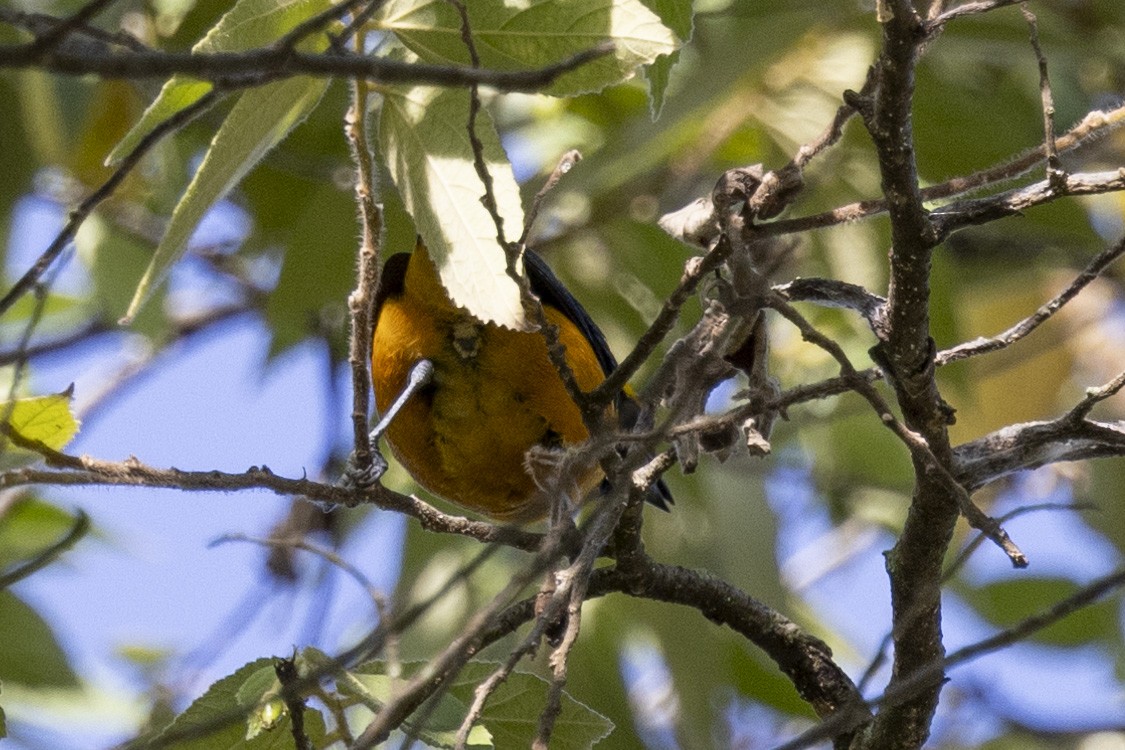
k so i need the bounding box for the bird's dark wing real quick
[525,250,673,510]
[524,250,619,377]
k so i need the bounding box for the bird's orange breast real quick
[370,248,607,522]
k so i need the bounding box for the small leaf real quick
[122,75,329,323]
[375,0,679,97]
[379,84,528,329]
[0,393,80,469]
[107,0,333,164]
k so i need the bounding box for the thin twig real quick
[939,235,1125,365]
[757,105,1125,239]
[0,447,543,551]
[857,500,1096,692]
[1020,4,1065,190]
[444,0,590,429]
[209,533,387,616]
[1066,370,1125,422]
[25,0,120,55]
[593,240,734,408]
[275,0,371,51]
[1,8,150,52]
[929,0,1023,29]
[348,518,580,749]
[519,149,582,247]
[344,28,384,476]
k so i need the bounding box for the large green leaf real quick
[106,0,334,165]
[122,74,329,324]
[379,84,528,329]
[375,0,679,97]
[147,657,327,749]
[0,591,79,689]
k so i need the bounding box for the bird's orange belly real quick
[371,295,606,522]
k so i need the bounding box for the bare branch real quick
[0,36,614,91]
[0,6,149,53]
[593,236,733,408]
[861,3,964,742]
[942,169,1125,238]
[766,294,1027,568]
[520,149,582,247]
[955,415,1125,491]
[210,532,387,616]
[0,451,543,551]
[1020,5,1065,190]
[929,0,1023,28]
[24,0,121,56]
[938,234,1125,366]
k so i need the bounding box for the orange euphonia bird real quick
[370,243,671,523]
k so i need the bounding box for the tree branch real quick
[0,451,543,552]
[860,2,964,744]
[0,37,613,91]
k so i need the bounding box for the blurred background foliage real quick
[2,0,1125,747]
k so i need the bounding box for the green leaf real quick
[340,667,493,748]
[375,0,679,97]
[345,660,613,748]
[261,181,357,356]
[0,702,6,738]
[0,393,80,469]
[639,0,692,115]
[961,577,1121,647]
[148,657,327,749]
[0,591,79,689]
[378,84,528,329]
[107,0,333,165]
[122,74,329,324]
[106,78,213,167]
[0,497,84,572]
[450,663,613,750]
